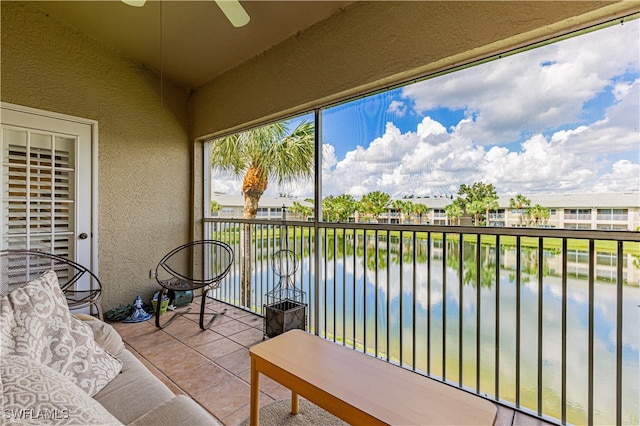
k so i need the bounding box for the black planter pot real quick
[263,299,307,338]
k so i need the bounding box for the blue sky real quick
[323,92,466,160]
[212,19,640,200]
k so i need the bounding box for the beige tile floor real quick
[110,297,551,426]
[111,297,283,425]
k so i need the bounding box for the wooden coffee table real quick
[249,329,497,425]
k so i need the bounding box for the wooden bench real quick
[250,329,497,425]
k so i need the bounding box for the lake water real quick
[229,234,639,424]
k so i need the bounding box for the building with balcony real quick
[491,192,640,230]
[210,195,312,221]
[362,192,639,230]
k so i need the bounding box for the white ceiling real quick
[32,1,354,89]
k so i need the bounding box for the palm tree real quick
[509,194,531,226]
[467,200,485,226]
[210,200,221,216]
[399,200,416,223]
[321,195,336,221]
[391,200,409,223]
[290,200,313,221]
[527,204,550,227]
[412,202,428,224]
[332,194,357,222]
[457,182,498,226]
[322,194,358,222]
[445,201,464,225]
[483,197,500,227]
[359,191,391,222]
[210,120,315,307]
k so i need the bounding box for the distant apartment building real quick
[382,192,640,231]
[212,192,639,231]
[210,195,312,221]
[486,192,639,231]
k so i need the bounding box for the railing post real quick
[313,108,322,336]
[616,240,623,426]
[588,239,595,426]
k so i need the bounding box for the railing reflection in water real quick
[204,218,640,425]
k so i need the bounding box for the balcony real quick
[564,214,592,221]
[204,218,640,425]
[597,214,629,221]
[115,298,554,425]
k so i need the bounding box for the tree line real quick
[443,182,549,226]
[290,192,430,224]
[213,183,550,227]
[286,183,550,227]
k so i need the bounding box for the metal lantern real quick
[263,249,307,338]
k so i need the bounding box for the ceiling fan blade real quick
[214,0,250,28]
[121,0,146,7]
[121,0,249,28]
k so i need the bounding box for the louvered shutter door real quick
[1,106,94,302]
[2,127,76,261]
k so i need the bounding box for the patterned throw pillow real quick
[0,270,122,396]
[72,314,125,356]
[1,355,123,425]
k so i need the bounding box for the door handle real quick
[79,233,88,240]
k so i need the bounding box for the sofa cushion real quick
[0,270,122,396]
[1,355,123,425]
[94,349,175,425]
[128,395,221,426]
[73,313,125,356]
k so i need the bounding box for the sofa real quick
[1,270,221,425]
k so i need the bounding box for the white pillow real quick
[0,270,122,396]
[1,355,123,425]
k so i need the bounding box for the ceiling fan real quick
[121,0,250,28]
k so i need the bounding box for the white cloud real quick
[593,160,640,192]
[479,134,599,193]
[320,105,638,197]
[317,21,639,198]
[212,21,639,200]
[214,98,638,198]
[322,143,338,169]
[401,20,639,146]
[387,100,407,117]
[552,79,640,157]
[321,117,486,197]
[210,176,241,195]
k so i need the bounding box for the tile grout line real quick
[122,328,228,422]
[116,303,282,425]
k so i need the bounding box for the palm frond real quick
[210,134,247,177]
[268,120,315,184]
[210,119,315,188]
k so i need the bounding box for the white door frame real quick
[1,102,99,274]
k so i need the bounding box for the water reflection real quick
[246,233,639,425]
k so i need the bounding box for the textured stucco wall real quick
[192,1,633,140]
[1,1,192,310]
